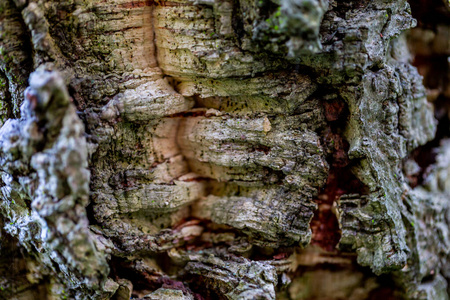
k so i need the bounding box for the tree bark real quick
[0,0,449,299]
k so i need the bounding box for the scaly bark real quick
[0,0,448,299]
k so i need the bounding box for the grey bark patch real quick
[0,69,114,299]
[0,0,448,298]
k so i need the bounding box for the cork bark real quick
[0,0,449,299]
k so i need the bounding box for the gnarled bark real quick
[0,0,449,299]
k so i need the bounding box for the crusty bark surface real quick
[0,0,449,299]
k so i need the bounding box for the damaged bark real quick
[0,0,449,299]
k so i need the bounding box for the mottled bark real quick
[0,0,449,299]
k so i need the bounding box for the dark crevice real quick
[250,245,294,261]
[182,274,221,300]
[11,0,34,72]
[308,86,370,252]
[331,0,372,19]
[108,256,163,294]
[0,70,15,120]
[368,63,384,73]
[421,272,437,284]
[231,0,245,46]
[257,0,279,18]
[85,201,100,226]
[169,109,208,118]
[368,273,406,300]
[311,165,369,252]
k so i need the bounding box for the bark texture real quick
[0,0,449,299]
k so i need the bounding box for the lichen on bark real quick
[0,68,115,299]
[0,0,449,299]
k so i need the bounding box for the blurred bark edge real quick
[0,0,449,299]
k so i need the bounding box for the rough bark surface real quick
[0,0,449,299]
